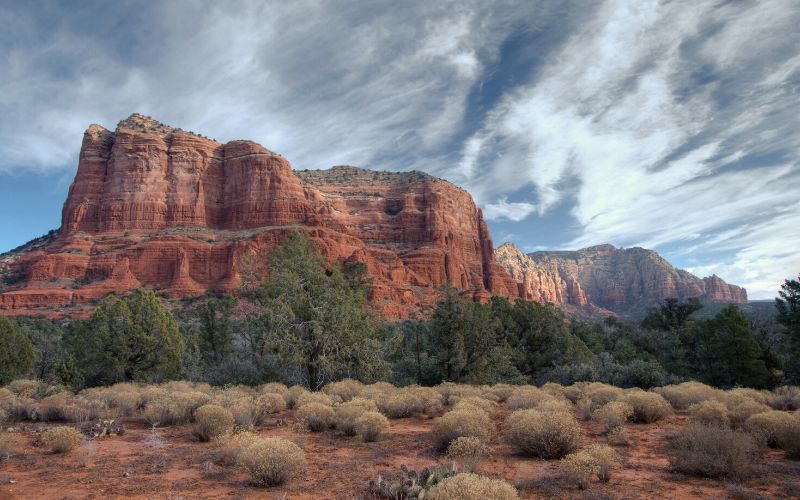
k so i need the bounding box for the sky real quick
[0,0,798,299]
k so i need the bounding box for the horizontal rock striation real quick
[0,114,518,318]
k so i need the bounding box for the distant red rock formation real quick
[0,114,518,318]
[495,242,747,316]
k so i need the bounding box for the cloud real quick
[483,196,538,222]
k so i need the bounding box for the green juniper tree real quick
[0,316,36,385]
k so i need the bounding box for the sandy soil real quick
[0,409,798,499]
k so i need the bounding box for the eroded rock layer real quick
[495,242,747,316]
[0,114,518,318]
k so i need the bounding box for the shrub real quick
[435,383,482,406]
[745,411,798,447]
[38,392,73,422]
[727,399,771,429]
[295,391,333,408]
[143,398,185,426]
[295,402,334,432]
[255,393,287,422]
[654,382,721,410]
[236,437,306,486]
[194,404,235,442]
[217,431,260,464]
[560,444,619,489]
[322,379,364,402]
[504,409,582,459]
[620,391,672,423]
[427,473,518,500]
[0,408,6,426]
[379,390,425,418]
[667,423,755,478]
[228,399,258,429]
[453,396,497,417]
[285,385,310,409]
[7,380,40,398]
[355,411,389,442]
[446,436,490,470]
[607,426,631,446]
[431,409,493,451]
[688,400,731,428]
[776,417,800,458]
[575,398,594,421]
[506,386,551,411]
[771,386,800,410]
[727,388,773,406]
[335,398,378,436]
[41,426,82,453]
[259,382,289,397]
[592,401,634,434]
[582,383,623,407]
[484,383,515,402]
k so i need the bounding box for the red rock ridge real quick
[495,242,747,315]
[0,114,518,318]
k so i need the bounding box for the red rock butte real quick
[0,114,520,318]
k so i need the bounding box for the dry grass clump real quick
[217,430,260,464]
[431,409,493,451]
[295,391,333,408]
[334,398,379,435]
[236,437,306,486]
[620,390,672,423]
[744,411,798,447]
[255,393,287,421]
[427,472,519,500]
[446,436,490,470]
[228,398,258,429]
[194,404,235,442]
[435,383,483,406]
[575,398,594,421]
[582,383,624,407]
[41,426,82,453]
[285,385,310,409]
[727,388,774,406]
[505,386,552,411]
[688,400,731,428]
[0,408,7,426]
[258,382,289,398]
[355,411,390,442]
[770,386,800,410]
[376,387,442,419]
[726,399,771,428]
[592,401,634,434]
[667,423,755,478]
[505,409,582,459]
[560,444,620,489]
[295,402,335,432]
[6,380,40,398]
[776,416,800,458]
[38,392,73,421]
[143,397,192,426]
[483,383,515,402]
[322,379,364,402]
[0,431,14,459]
[541,382,567,399]
[654,381,721,410]
[607,426,631,446]
[453,396,498,417]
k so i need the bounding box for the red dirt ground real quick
[0,409,798,499]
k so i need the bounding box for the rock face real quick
[495,242,747,316]
[0,114,517,318]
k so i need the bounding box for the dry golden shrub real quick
[295,402,334,432]
[583,383,624,407]
[592,401,634,434]
[259,382,289,397]
[667,423,755,478]
[217,430,260,464]
[619,390,672,423]
[536,398,574,414]
[427,473,519,500]
[295,391,333,408]
[6,380,40,398]
[688,400,731,428]
[775,415,800,458]
[575,398,594,421]
[41,426,82,453]
[285,385,310,409]
[446,436,490,469]
[38,392,73,421]
[355,411,390,442]
[654,382,721,410]
[505,386,552,411]
[560,444,620,489]
[194,404,235,442]
[505,408,582,459]
[770,386,800,410]
[322,379,364,402]
[378,389,426,418]
[104,385,141,416]
[727,388,774,406]
[483,383,515,402]
[541,382,567,399]
[228,398,258,430]
[453,396,498,417]
[435,383,483,406]
[255,393,287,422]
[562,384,586,404]
[744,410,797,447]
[726,399,771,429]
[236,437,306,486]
[607,426,631,446]
[334,398,378,435]
[431,409,493,451]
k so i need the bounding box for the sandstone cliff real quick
[495,242,747,316]
[0,114,517,318]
